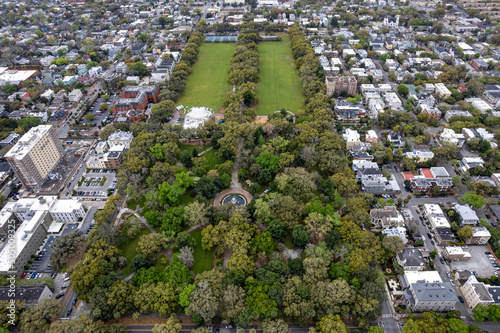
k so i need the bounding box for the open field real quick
[256,34,305,115]
[177,43,234,111]
[119,227,151,277]
[190,229,214,274]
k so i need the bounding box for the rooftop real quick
[5,125,54,160]
[412,282,457,302]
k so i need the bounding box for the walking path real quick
[116,208,157,234]
[198,146,213,155]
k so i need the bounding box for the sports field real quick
[256,34,305,115]
[177,43,234,111]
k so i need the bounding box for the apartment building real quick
[434,83,451,99]
[468,227,491,245]
[111,85,160,121]
[0,285,53,306]
[453,203,479,226]
[108,130,134,149]
[405,282,457,312]
[325,76,357,97]
[423,204,451,229]
[461,276,495,309]
[5,125,64,192]
[443,246,472,261]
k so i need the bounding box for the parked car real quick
[458,296,464,303]
[55,293,65,299]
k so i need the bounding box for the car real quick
[21,273,26,279]
[446,272,451,278]
[31,273,36,278]
[486,214,491,219]
[440,258,445,264]
[66,309,72,317]
[419,217,424,222]
[55,293,65,299]
[215,330,219,333]
[73,298,78,306]
[485,251,491,255]
[430,240,435,245]
[458,296,464,303]
[427,233,432,239]
[492,223,497,227]
[61,285,68,289]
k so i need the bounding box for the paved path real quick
[116,208,156,234]
[197,146,213,156]
[124,272,136,282]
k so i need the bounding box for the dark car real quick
[431,240,435,245]
[427,233,432,239]
[486,214,491,219]
[73,298,78,306]
[420,217,424,222]
[55,293,65,299]
[492,223,497,227]
[458,296,465,303]
[440,258,445,264]
[66,309,72,317]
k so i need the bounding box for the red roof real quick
[403,172,414,180]
[421,168,433,178]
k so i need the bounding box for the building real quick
[0,68,37,86]
[111,85,160,121]
[68,89,83,102]
[49,199,86,222]
[443,246,471,261]
[0,132,20,147]
[461,276,495,309]
[342,128,361,149]
[434,83,451,99]
[440,128,465,148]
[468,227,491,245]
[460,157,485,173]
[471,58,489,71]
[5,125,64,192]
[401,271,442,290]
[365,130,378,142]
[405,282,457,312]
[382,227,408,244]
[453,203,479,226]
[107,130,133,149]
[434,228,456,246]
[86,152,122,170]
[0,285,53,306]
[423,204,451,229]
[325,76,357,97]
[370,206,405,228]
[397,248,426,271]
[409,178,453,193]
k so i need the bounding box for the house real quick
[489,205,500,222]
[453,203,479,226]
[422,106,442,121]
[440,129,465,148]
[468,227,491,245]
[409,177,453,193]
[108,130,134,149]
[0,285,53,307]
[68,89,83,103]
[131,42,147,56]
[382,227,408,244]
[365,130,378,142]
[361,176,400,193]
[397,248,426,271]
[352,160,379,172]
[356,167,383,181]
[460,157,484,172]
[370,206,405,228]
[387,131,404,147]
[405,282,457,312]
[443,246,471,261]
[342,128,361,149]
[492,173,500,187]
[404,147,434,163]
[401,271,442,290]
[471,58,489,71]
[0,132,20,147]
[434,228,456,246]
[325,76,357,96]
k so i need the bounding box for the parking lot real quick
[27,236,59,274]
[450,246,499,278]
[74,170,116,197]
[82,96,117,126]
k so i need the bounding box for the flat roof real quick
[5,125,54,160]
[405,271,442,285]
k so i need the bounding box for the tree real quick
[473,304,489,322]
[382,236,405,256]
[50,230,84,271]
[403,312,452,333]
[85,113,95,121]
[292,225,310,248]
[185,201,209,227]
[152,100,175,123]
[267,219,287,242]
[130,253,153,271]
[460,191,487,208]
[457,225,473,242]
[315,314,350,333]
[252,231,276,255]
[99,103,108,111]
[397,84,409,97]
[152,317,182,333]
[221,284,247,322]
[178,246,194,268]
[304,212,334,244]
[106,280,135,317]
[260,318,291,333]
[137,233,167,259]
[20,299,62,333]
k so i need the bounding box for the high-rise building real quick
[5,125,64,192]
[326,76,357,97]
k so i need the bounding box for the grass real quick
[178,143,210,153]
[177,43,235,111]
[119,228,151,277]
[190,229,214,274]
[201,148,221,170]
[256,34,305,115]
[284,233,294,250]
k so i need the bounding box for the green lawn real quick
[177,43,235,111]
[119,228,151,277]
[256,34,305,115]
[190,229,214,274]
[178,143,210,153]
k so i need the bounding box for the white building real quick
[423,204,451,229]
[108,130,133,149]
[471,99,492,113]
[382,227,408,244]
[439,128,465,148]
[453,203,479,226]
[434,83,451,99]
[49,199,86,222]
[68,89,83,102]
[0,68,37,85]
[342,128,361,148]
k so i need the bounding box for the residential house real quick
[342,128,361,149]
[443,246,472,261]
[467,227,491,245]
[397,248,426,271]
[387,131,404,147]
[434,228,456,246]
[453,203,479,226]
[423,204,451,230]
[370,206,405,228]
[434,83,451,99]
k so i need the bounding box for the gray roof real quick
[488,287,500,304]
[412,282,457,302]
[491,205,500,220]
[398,248,426,267]
[0,285,48,304]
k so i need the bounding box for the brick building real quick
[111,85,160,122]
[326,76,357,97]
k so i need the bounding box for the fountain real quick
[222,194,246,206]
